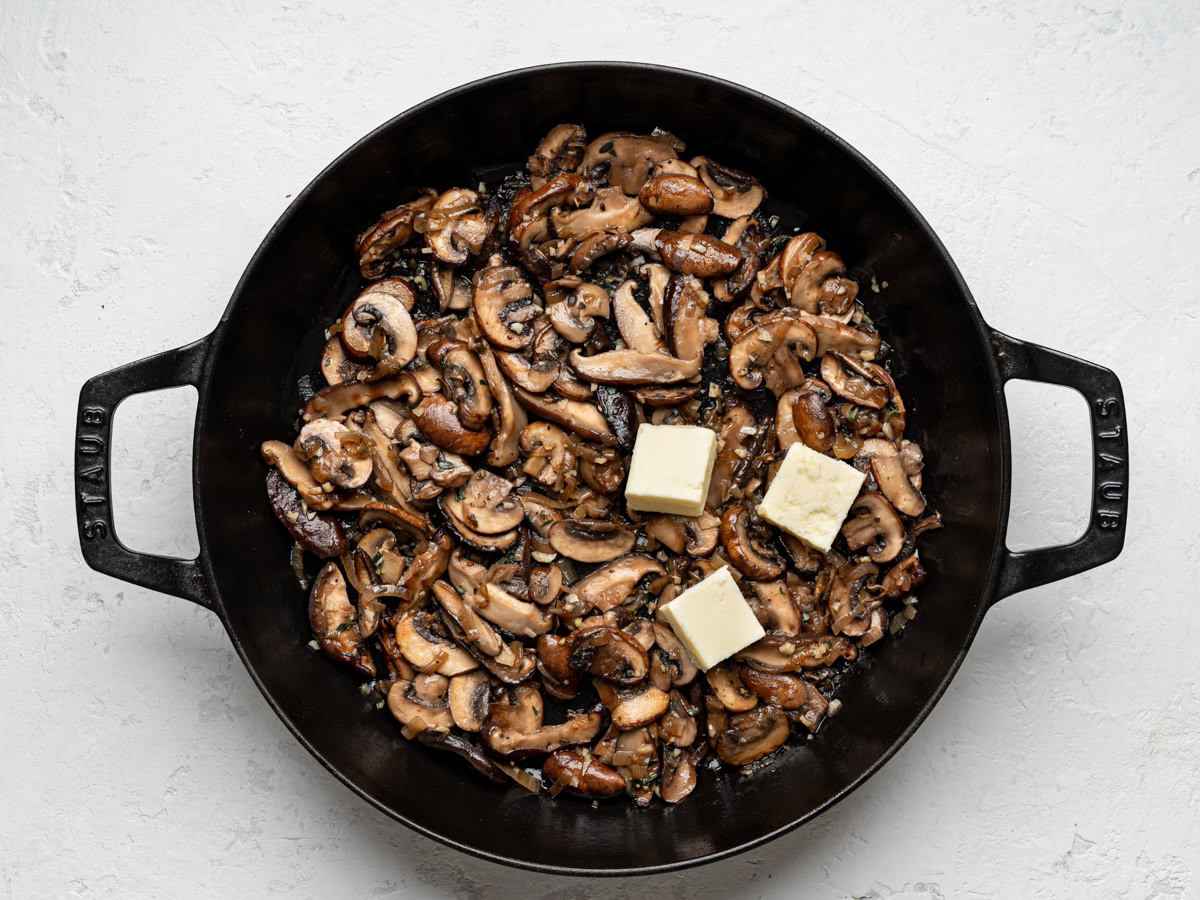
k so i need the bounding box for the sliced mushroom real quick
[691,156,765,218]
[302,374,422,423]
[552,186,653,237]
[782,379,835,453]
[476,345,527,468]
[790,250,858,316]
[430,262,473,312]
[715,706,788,766]
[319,335,377,385]
[428,338,493,430]
[340,282,418,373]
[528,123,587,190]
[631,384,700,407]
[714,215,769,302]
[433,580,510,661]
[706,662,758,712]
[261,440,336,512]
[582,132,680,194]
[415,396,491,457]
[613,279,665,353]
[707,402,756,507]
[569,227,633,274]
[750,581,802,633]
[482,686,604,760]
[528,564,563,606]
[568,625,649,684]
[543,749,626,799]
[740,668,811,710]
[567,348,701,385]
[829,559,883,637]
[549,519,636,563]
[519,421,577,492]
[662,274,715,365]
[798,311,882,358]
[417,730,507,782]
[438,496,519,553]
[599,680,671,729]
[654,231,741,278]
[295,420,373,490]
[446,670,491,732]
[728,313,817,392]
[821,351,889,409]
[735,633,857,671]
[394,608,479,675]
[512,388,617,446]
[650,622,699,690]
[545,278,610,343]
[841,492,905,563]
[387,678,453,733]
[857,438,927,516]
[356,189,437,277]
[571,553,665,613]
[442,470,523,534]
[536,633,582,700]
[720,505,785,581]
[476,583,554,637]
[264,467,347,557]
[308,561,375,677]
[660,745,699,804]
[472,258,541,351]
[638,173,714,216]
[423,188,493,265]
[579,443,627,495]
[881,552,927,599]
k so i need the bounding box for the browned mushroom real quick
[720,505,785,580]
[261,440,336,512]
[649,623,700,692]
[568,625,649,684]
[740,668,811,710]
[637,173,714,216]
[567,348,701,385]
[387,678,453,733]
[789,251,858,316]
[512,388,617,446]
[394,608,479,676]
[715,706,788,765]
[613,279,665,353]
[535,633,582,700]
[820,351,889,409]
[543,749,626,799]
[414,397,490,457]
[569,553,665,613]
[691,156,765,218]
[660,744,699,803]
[528,124,587,190]
[545,278,611,343]
[475,582,555,638]
[798,311,881,358]
[653,231,741,278]
[779,379,835,453]
[340,282,418,373]
[663,274,717,364]
[356,189,437,277]
[309,561,375,677]
[706,662,758,712]
[301,374,422,423]
[736,633,857,670]
[714,215,769,302]
[728,313,817,392]
[477,345,527,468]
[472,257,542,351]
[595,679,671,729]
[552,186,653,237]
[582,132,681,194]
[750,581,803,633]
[264,468,347,558]
[568,228,633,274]
[707,402,757,507]
[423,188,494,265]
[857,438,927,516]
[482,685,604,760]
[881,553,927,599]
[294,420,373,491]
[548,519,636,563]
[841,492,905,563]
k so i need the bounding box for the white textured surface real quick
[1,1,1196,896]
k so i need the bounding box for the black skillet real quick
[73,63,1129,875]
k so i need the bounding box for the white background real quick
[2,1,1196,897]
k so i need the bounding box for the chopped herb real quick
[559,738,571,744]
[372,551,384,569]
[884,400,900,420]
[532,706,539,716]
[846,405,859,421]
[598,140,616,156]
[336,619,358,633]
[436,458,456,470]
[456,488,465,501]
[455,584,466,594]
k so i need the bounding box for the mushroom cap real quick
[447,670,491,732]
[691,156,766,218]
[715,706,789,766]
[309,561,375,677]
[568,624,650,684]
[571,553,666,613]
[638,173,714,216]
[720,504,786,581]
[841,492,905,563]
[543,750,625,799]
[263,467,347,558]
[548,519,636,563]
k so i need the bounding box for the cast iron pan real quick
[73,63,1129,875]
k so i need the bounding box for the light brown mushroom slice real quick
[572,553,666,613]
[295,419,373,490]
[437,497,519,553]
[706,661,758,712]
[528,123,587,190]
[472,257,542,351]
[301,374,422,422]
[309,561,375,677]
[608,682,671,730]
[519,422,577,492]
[568,625,650,684]
[735,633,857,671]
[477,345,527,468]
[476,583,554,638]
[841,492,905,563]
[548,519,636,564]
[691,156,766,218]
[260,440,335,511]
[394,609,479,676]
[654,231,741,278]
[528,564,563,606]
[447,670,491,732]
[715,706,789,766]
[428,338,494,430]
[660,746,699,804]
[433,580,508,660]
[356,190,438,278]
[543,749,626,799]
[551,185,654,237]
[340,281,419,372]
[453,469,523,534]
[414,396,491,457]
[727,314,817,391]
[798,311,882,359]
[820,350,889,409]
[858,438,927,517]
[320,335,377,385]
[512,388,617,446]
[430,262,473,312]
[638,173,714,216]
[612,279,665,353]
[582,132,681,194]
[423,188,493,265]
[387,679,453,733]
[567,348,701,385]
[650,622,699,689]
[720,504,785,580]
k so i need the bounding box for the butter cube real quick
[624,423,717,517]
[658,566,765,670]
[758,443,865,553]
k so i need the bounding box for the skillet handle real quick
[75,338,212,608]
[990,331,1128,601]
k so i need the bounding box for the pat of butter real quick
[758,443,865,553]
[624,423,717,517]
[658,566,765,671]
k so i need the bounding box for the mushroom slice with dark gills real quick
[414,396,491,458]
[567,228,634,275]
[528,564,563,607]
[749,580,803,633]
[495,322,562,393]
[649,623,699,692]
[828,559,884,637]
[545,277,611,344]
[578,443,627,495]
[441,470,523,535]
[417,730,507,783]
[728,312,817,393]
[394,608,479,676]
[706,661,758,712]
[568,624,650,684]
[543,749,626,799]
[820,350,890,409]
[663,274,719,365]
[797,311,882,359]
[593,678,670,729]
[477,345,527,468]
[294,419,373,490]
[857,437,927,517]
[735,633,857,671]
[658,687,698,746]
[432,580,513,663]
[581,132,681,194]
[356,188,437,278]
[880,552,927,599]
[552,185,653,237]
[431,261,473,312]
[472,256,542,352]
[427,338,493,430]
[261,440,336,512]
[720,504,786,581]
[309,561,375,677]
[690,156,766,218]
[706,401,757,507]
[482,684,604,761]
[513,388,618,446]
[438,497,519,553]
[548,519,636,564]
[387,677,454,733]
[644,511,719,557]
[789,250,859,317]
[568,553,665,614]
[447,670,491,732]
[613,279,665,353]
[520,422,578,492]
[715,706,789,766]
[660,744,700,804]
[713,215,770,303]
[528,123,587,190]
[319,335,377,386]
[421,188,494,265]
[841,492,905,563]
[340,280,419,374]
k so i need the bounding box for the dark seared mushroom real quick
[447,670,492,732]
[582,132,681,194]
[567,348,701,385]
[477,345,527,468]
[691,156,765,218]
[798,311,882,358]
[319,335,376,385]
[646,511,719,556]
[706,402,756,507]
[611,725,661,806]
[653,230,741,278]
[528,123,587,190]
[841,492,905,563]
[528,564,563,606]
[356,189,437,277]
[659,688,699,746]
[340,282,419,373]
[660,744,699,803]
[569,228,634,274]
[428,338,493,430]
[536,633,582,700]
[261,440,335,511]
[482,685,604,760]
[735,633,857,670]
[549,519,636,563]
[264,467,347,557]
[857,438,927,516]
[778,379,835,452]
[613,279,665,353]
[387,678,453,732]
[706,662,758,712]
[750,581,802,633]
[829,559,883,637]
[881,552,926,599]
[415,397,491,457]
[512,388,617,446]
[579,444,627,495]
[301,374,422,423]
[789,250,858,316]
[394,608,479,675]
[663,273,716,364]
[546,278,610,343]
[568,625,649,684]
[294,420,373,490]
[650,623,700,691]
[593,386,639,452]
[395,530,452,609]
[472,257,542,351]
[728,313,817,392]
[496,341,561,396]
[720,505,785,580]
[417,730,507,782]
[637,173,714,216]
[430,262,473,312]
[570,553,665,613]
[433,580,511,662]
[740,668,811,710]
[820,350,889,408]
[713,215,770,302]
[309,561,375,677]
[631,384,700,407]
[543,749,626,799]
[423,188,493,265]
[715,706,788,766]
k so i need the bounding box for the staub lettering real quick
[77,406,110,541]
[1092,395,1126,532]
